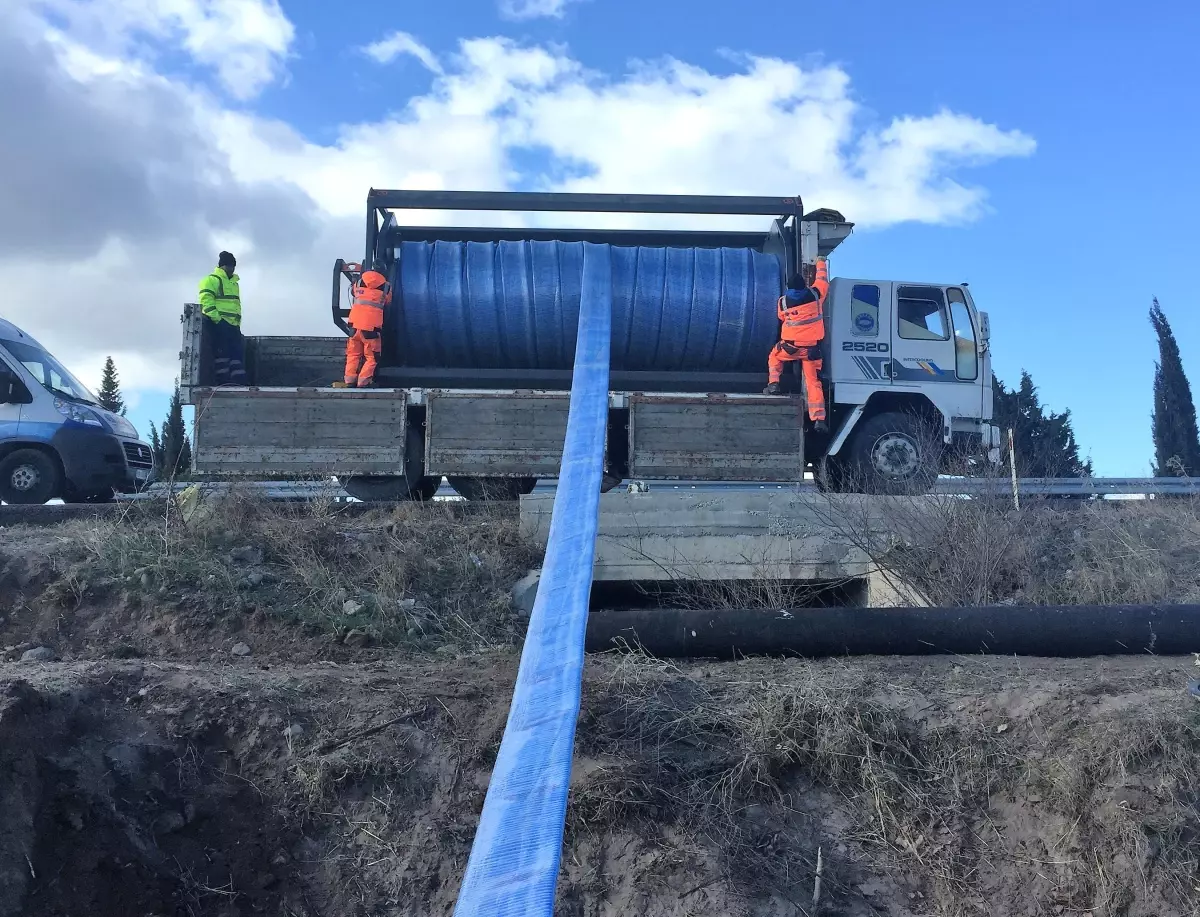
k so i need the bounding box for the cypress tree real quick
[159,385,192,478]
[97,357,126,415]
[1149,298,1200,476]
[148,422,163,468]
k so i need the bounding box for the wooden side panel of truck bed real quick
[193,389,406,475]
[628,395,804,481]
[424,391,571,477]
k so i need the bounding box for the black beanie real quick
[218,251,236,269]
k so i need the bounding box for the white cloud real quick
[499,0,584,20]
[362,30,443,73]
[0,15,1034,401]
[30,0,294,98]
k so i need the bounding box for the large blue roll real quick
[392,240,781,372]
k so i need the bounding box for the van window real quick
[897,286,949,340]
[850,284,880,337]
[948,288,978,380]
[3,339,101,406]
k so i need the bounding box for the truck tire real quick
[339,425,438,502]
[0,449,62,505]
[846,412,940,495]
[448,476,537,501]
[342,475,439,502]
[814,454,848,494]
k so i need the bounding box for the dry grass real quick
[33,489,542,649]
[571,652,1200,916]
[573,650,1016,911]
[816,491,1200,608]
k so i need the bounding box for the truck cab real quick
[816,278,999,490]
[0,318,155,504]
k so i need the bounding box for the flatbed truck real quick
[180,190,1000,499]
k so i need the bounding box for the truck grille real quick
[123,442,155,469]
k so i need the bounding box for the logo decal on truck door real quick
[851,356,892,379]
[854,312,876,333]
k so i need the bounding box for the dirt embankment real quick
[2,655,1198,917]
[0,495,1199,916]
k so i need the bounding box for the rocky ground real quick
[1,495,1199,917]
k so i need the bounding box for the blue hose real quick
[393,240,780,372]
[452,243,613,916]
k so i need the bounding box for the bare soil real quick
[1,499,1199,916]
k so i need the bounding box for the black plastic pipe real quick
[585,604,1200,658]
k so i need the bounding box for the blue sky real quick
[11,0,1198,475]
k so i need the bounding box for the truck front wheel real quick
[846,412,940,495]
[0,449,62,505]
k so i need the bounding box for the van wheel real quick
[0,449,62,505]
[448,477,536,501]
[847,412,940,495]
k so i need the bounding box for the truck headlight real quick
[54,399,103,426]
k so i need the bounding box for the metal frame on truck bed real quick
[333,190,854,394]
[180,189,998,500]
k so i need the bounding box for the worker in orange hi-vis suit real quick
[344,267,391,387]
[764,256,829,430]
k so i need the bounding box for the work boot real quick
[763,382,782,396]
[813,419,829,434]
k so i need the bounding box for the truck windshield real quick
[2,338,101,407]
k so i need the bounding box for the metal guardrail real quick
[119,477,1200,501]
[936,477,1199,496]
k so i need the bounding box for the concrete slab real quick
[520,490,908,583]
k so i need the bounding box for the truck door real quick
[889,285,967,392]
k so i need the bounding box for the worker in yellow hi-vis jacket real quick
[198,251,246,385]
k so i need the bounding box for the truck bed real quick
[192,386,805,481]
[182,308,806,485]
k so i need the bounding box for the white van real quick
[0,318,155,503]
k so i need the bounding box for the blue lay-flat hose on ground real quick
[452,242,613,916]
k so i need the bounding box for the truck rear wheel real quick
[846,411,940,495]
[448,476,537,501]
[0,449,62,505]
[339,425,438,502]
[342,475,439,502]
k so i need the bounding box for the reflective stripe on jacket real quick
[777,259,828,347]
[199,269,242,327]
[348,270,391,332]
